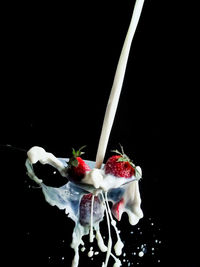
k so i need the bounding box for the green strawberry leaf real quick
[72,148,76,156]
[69,157,78,167]
[72,145,86,157]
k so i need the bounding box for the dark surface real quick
[1,1,198,267]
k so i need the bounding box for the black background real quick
[1,1,198,267]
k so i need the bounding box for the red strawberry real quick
[79,193,104,226]
[67,146,91,182]
[104,147,135,178]
[112,198,124,221]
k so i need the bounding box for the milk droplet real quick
[114,240,124,256]
[87,247,94,257]
[142,247,147,253]
[111,220,116,226]
[81,247,86,252]
[88,250,94,258]
[113,259,122,267]
[138,251,144,257]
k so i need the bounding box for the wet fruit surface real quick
[79,193,104,226]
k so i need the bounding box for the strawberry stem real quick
[111,145,130,161]
[69,145,87,167]
[72,145,86,157]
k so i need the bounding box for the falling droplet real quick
[138,251,144,257]
[81,247,86,252]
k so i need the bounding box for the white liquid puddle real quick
[82,168,141,192]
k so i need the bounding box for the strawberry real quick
[104,146,135,178]
[67,146,91,182]
[111,198,124,221]
[79,193,104,226]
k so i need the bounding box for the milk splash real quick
[25,0,146,265]
[25,146,143,267]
